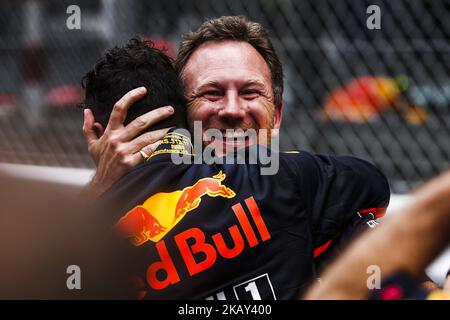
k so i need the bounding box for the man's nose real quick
[217,91,246,120]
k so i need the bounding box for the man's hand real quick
[304,170,450,299]
[82,87,174,196]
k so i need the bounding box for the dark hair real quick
[175,16,283,107]
[82,38,187,129]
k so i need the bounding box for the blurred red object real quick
[0,93,18,115]
[46,85,84,107]
[0,93,17,108]
[321,75,409,122]
[141,36,177,58]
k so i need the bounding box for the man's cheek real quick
[187,100,202,125]
[251,99,276,129]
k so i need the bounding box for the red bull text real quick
[114,172,271,291]
[147,196,270,290]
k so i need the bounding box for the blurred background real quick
[0,0,449,288]
[0,0,448,193]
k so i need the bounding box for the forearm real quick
[305,171,450,299]
[80,176,110,199]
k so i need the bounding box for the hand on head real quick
[82,87,174,196]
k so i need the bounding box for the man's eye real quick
[241,90,260,99]
[203,91,222,99]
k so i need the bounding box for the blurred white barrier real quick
[0,163,94,186]
[0,163,448,285]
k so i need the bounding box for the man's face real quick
[182,40,282,155]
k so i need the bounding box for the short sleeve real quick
[293,152,390,248]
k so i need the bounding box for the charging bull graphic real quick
[114,207,166,246]
[174,171,235,220]
[115,171,236,246]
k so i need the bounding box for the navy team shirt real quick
[103,130,390,300]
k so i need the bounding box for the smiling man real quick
[83,16,284,193]
[82,16,390,299]
[180,40,281,154]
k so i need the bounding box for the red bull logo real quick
[114,207,166,246]
[115,171,235,245]
[147,196,270,291]
[174,171,235,220]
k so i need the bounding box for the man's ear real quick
[93,122,105,138]
[273,103,283,130]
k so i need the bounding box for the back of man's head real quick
[82,38,187,130]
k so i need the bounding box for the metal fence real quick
[0,0,449,193]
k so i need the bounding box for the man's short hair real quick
[82,38,187,129]
[175,15,283,107]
